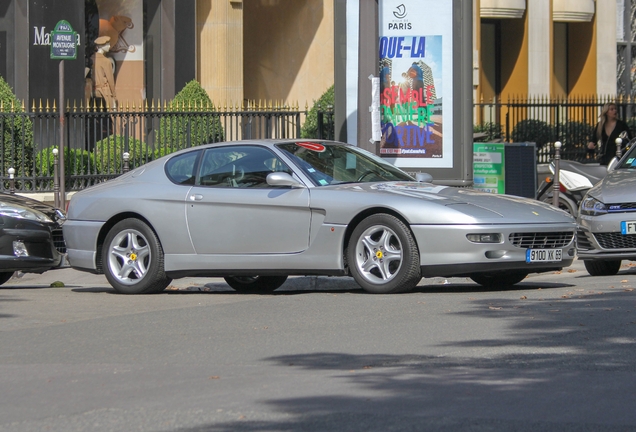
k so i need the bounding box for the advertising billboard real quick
[378,0,454,168]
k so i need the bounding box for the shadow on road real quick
[65,278,574,296]
[166,288,636,432]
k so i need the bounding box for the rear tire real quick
[103,218,171,294]
[224,276,288,293]
[584,260,621,276]
[347,214,421,294]
[470,271,528,288]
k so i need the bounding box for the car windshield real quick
[276,141,414,186]
[618,142,636,169]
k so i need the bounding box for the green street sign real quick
[50,20,77,60]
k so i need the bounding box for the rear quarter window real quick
[165,150,201,185]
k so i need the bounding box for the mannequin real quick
[93,35,117,110]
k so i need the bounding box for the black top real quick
[595,119,632,165]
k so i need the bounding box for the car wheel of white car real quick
[224,276,288,293]
[348,214,421,294]
[0,272,14,286]
[103,218,172,294]
[470,271,528,288]
[584,259,621,276]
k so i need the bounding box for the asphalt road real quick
[1,260,635,432]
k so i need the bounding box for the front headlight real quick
[580,196,607,216]
[0,202,53,223]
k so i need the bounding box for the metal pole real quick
[615,137,623,159]
[58,60,66,210]
[8,167,15,194]
[122,152,130,173]
[552,141,561,207]
[53,148,60,209]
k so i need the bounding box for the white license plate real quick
[526,249,562,263]
[621,221,636,235]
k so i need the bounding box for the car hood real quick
[329,182,575,224]
[587,170,636,203]
[0,192,63,222]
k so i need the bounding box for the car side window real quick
[197,146,292,188]
[165,150,201,185]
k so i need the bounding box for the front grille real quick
[576,230,593,250]
[52,228,66,254]
[594,232,636,249]
[608,203,636,212]
[509,232,574,249]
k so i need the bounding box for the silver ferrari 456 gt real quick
[63,139,576,294]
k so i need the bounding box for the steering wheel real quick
[357,170,381,182]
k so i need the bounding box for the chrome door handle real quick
[189,194,203,201]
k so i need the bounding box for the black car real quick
[0,192,66,285]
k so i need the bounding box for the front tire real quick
[103,218,171,294]
[224,276,288,293]
[0,272,14,286]
[470,271,528,288]
[347,214,421,294]
[584,260,621,276]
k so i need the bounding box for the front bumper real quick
[411,222,576,277]
[0,224,66,273]
[577,214,636,261]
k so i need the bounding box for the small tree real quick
[301,85,334,139]
[511,119,555,149]
[557,121,594,150]
[473,122,503,141]
[94,135,149,174]
[0,76,34,184]
[156,80,224,153]
[35,147,95,189]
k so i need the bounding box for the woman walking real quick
[588,102,632,165]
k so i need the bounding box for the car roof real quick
[159,139,352,159]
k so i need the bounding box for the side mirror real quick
[415,172,433,183]
[607,157,619,172]
[266,172,306,188]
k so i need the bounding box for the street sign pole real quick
[50,19,77,210]
[58,60,66,210]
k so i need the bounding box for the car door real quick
[185,145,311,254]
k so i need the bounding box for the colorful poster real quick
[473,143,505,194]
[379,0,453,168]
[95,0,142,61]
[91,0,144,106]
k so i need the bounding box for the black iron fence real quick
[475,95,636,163]
[0,99,335,193]
[3,95,635,194]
